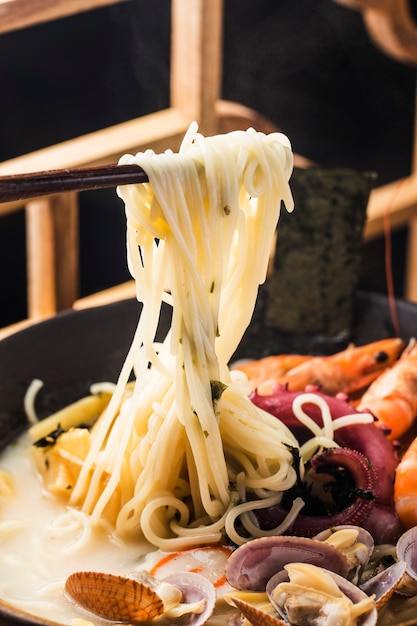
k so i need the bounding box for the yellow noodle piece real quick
[28,393,113,442]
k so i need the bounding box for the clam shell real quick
[313,525,374,554]
[226,614,244,626]
[224,535,350,591]
[397,527,417,576]
[164,572,216,625]
[65,571,165,622]
[396,527,417,596]
[360,561,407,608]
[230,596,287,626]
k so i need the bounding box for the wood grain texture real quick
[25,197,57,318]
[171,0,223,133]
[364,175,417,240]
[0,0,128,35]
[0,107,192,215]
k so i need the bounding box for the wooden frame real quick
[0,0,416,338]
[0,0,289,336]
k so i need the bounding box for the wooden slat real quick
[0,107,193,215]
[414,79,417,173]
[362,1,417,66]
[171,0,223,134]
[0,0,129,35]
[25,192,79,317]
[405,215,417,301]
[364,174,417,240]
[25,197,57,318]
[51,192,79,311]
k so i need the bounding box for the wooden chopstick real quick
[0,163,149,202]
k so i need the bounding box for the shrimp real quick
[241,338,404,397]
[394,436,417,528]
[231,354,311,395]
[357,340,417,441]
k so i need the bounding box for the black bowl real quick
[0,299,170,451]
[0,291,417,626]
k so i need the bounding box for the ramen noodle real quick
[20,125,373,552]
[23,125,374,551]
[26,124,302,550]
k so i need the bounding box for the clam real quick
[266,562,378,626]
[164,571,216,623]
[225,561,378,626]
[359,542,397,583]
[313,525,374,584]
[65,569,216,624]
[227,612,248,626]
[224,535,350,592]
[229,595,287,625]
[359,561,407,608]
[65,571,171,622]
[396,526,417,596]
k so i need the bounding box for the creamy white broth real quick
[0,433,234,626]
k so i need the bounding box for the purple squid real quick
[250,387,403,544]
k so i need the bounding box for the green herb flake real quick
[210,380,228,403]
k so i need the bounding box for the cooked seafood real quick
[232,354,311,395]
[228,594,286,626]
[224,526,417,625]
[250,388,402,544]
[394,436,417,529]
[313,526,374,584]
[65,570,215,625]
[235,338,404,397]
[224,535,351,592]
[358,340,417,441]
[359,561,407,608]
[65,571,177,622]
[396,526,417,596]
[268,563,377,626]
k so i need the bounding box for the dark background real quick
[0,0,415,327]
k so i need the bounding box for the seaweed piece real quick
[264,166,376,350]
